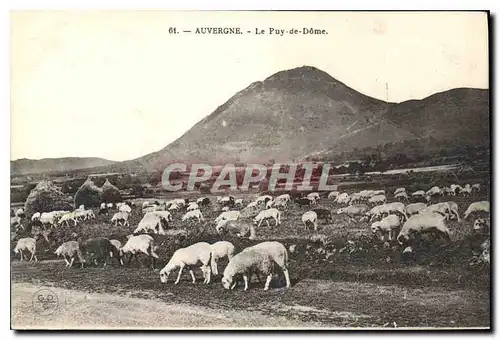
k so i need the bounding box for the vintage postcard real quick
[10,11,490,330]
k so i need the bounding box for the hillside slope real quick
[11,157,116,175]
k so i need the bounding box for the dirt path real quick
[11,283,324,329]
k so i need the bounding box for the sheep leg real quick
[29,251,35,262]
[34,254,38,262]
[266,219,270,227]
[64,256,70,267]
[175,265,185,285]
[283,269,291,288]
[69,257,75,268]
[264,274,273,291]
[19,250,23,262]
[204,266,211,284]
[243,275,249,291]
[211,257,218,276]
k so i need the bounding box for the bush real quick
[100,179,122,203]
[24,180,73,217]
[74,178,102,208]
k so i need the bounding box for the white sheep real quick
[234,198,244,208]
[426,186,443,197]
[394,187,406,196]
[366,202,407,222]
[109,239,124,266]
[120,234,159,267]
[13,238,37,262]
[445,201,461,221]
[307,192,320,204]
[182,209,204,223]
[216,220,256,239]
[31,212,41,221]
[134,214,165,235]
[245,201,259,210]
[405,203,427,216]
[328,191,340,200]
[334,193,350,205]
[254,208,281,227]
[167,203,180,211]
[338,204,369,222]
[111,211,130,227]
[11,216,23,230]
[395,191,409,201]
[460,185,472,196]
[141,201,150,209]
[256,195,273,205]
[214,210,241,225]
[58,211,78,227]
[371,214,402,241]
[419,202,454,220]
[119,204,132,214]
[106,203,114,209]
[210,241,235,275]
[412,190,426,198]
[368,194,387,205]
[221,206,230,212]
[301,211,318,231]
[450,184,463,196]
[222,241,291,291]
[54,241,85,268]
[101,202,107,209]
[471,183,481,193]
[39,211,58,228]
[187,202,199,211]
[473,218,490,234]
[464,201,490,220]
[275,194,291,203]
[397,212,451,246]
[159,242,212,285]
[15,208,25,218]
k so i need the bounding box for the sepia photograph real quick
[10,10,490,330]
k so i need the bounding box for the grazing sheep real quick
[394,187,406,196]
[311,208,332,222]
[119,204,132,214]
[395,191,409,202]
[141,201,150,209]
[214,210,241,225]
[419,202,455,220]
[397,212,451,247]
[111,211,130,227]
[39,212,58,228]
[222,241,291,291]
[210,241,235,275]
[187,202,199,211]
[412,190,426,198]
[167,203,180,212]
[159,242,212,285]
[464,201,490,220]
[244,201,259,211]
[271,199,288,209]
[216,220,256,240]
[55,241,85,268]
[275,194,291,204]
[460,185,472,197]
[327,191,340,200]
[426,186,443,197]
[348,192,363,205]
[106,203,114,209]
[445,201,461,221]
[368,194,387,206]
[265,199,274,209]
[221,206,230,212]
[120,234,159,268]
[15,208,25,218]
[307,192,320,204]
[371,214,402,241]
[301,211,318,231]
[256,195,273,206]
[254,208,281,227]
[334,193,350,205]
[471,184,481,193]
[109,239,124,266]
[182,209,205,223]
[337,204,369,218]
[13,238,37,262]
[134,214,165,235]
[405,203,427,216]
[31,212,41,221]
[366,202,407,222]
[58,211,79,227]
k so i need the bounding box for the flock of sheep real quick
[11,180,490,291]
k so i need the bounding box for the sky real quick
[11,11,489,161]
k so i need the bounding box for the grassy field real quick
[10,174,491,328]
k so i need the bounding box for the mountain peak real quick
[265,65,337,83]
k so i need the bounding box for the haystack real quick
[24,180,73,217]
[100,179,122,203]
[74,178,103,208]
